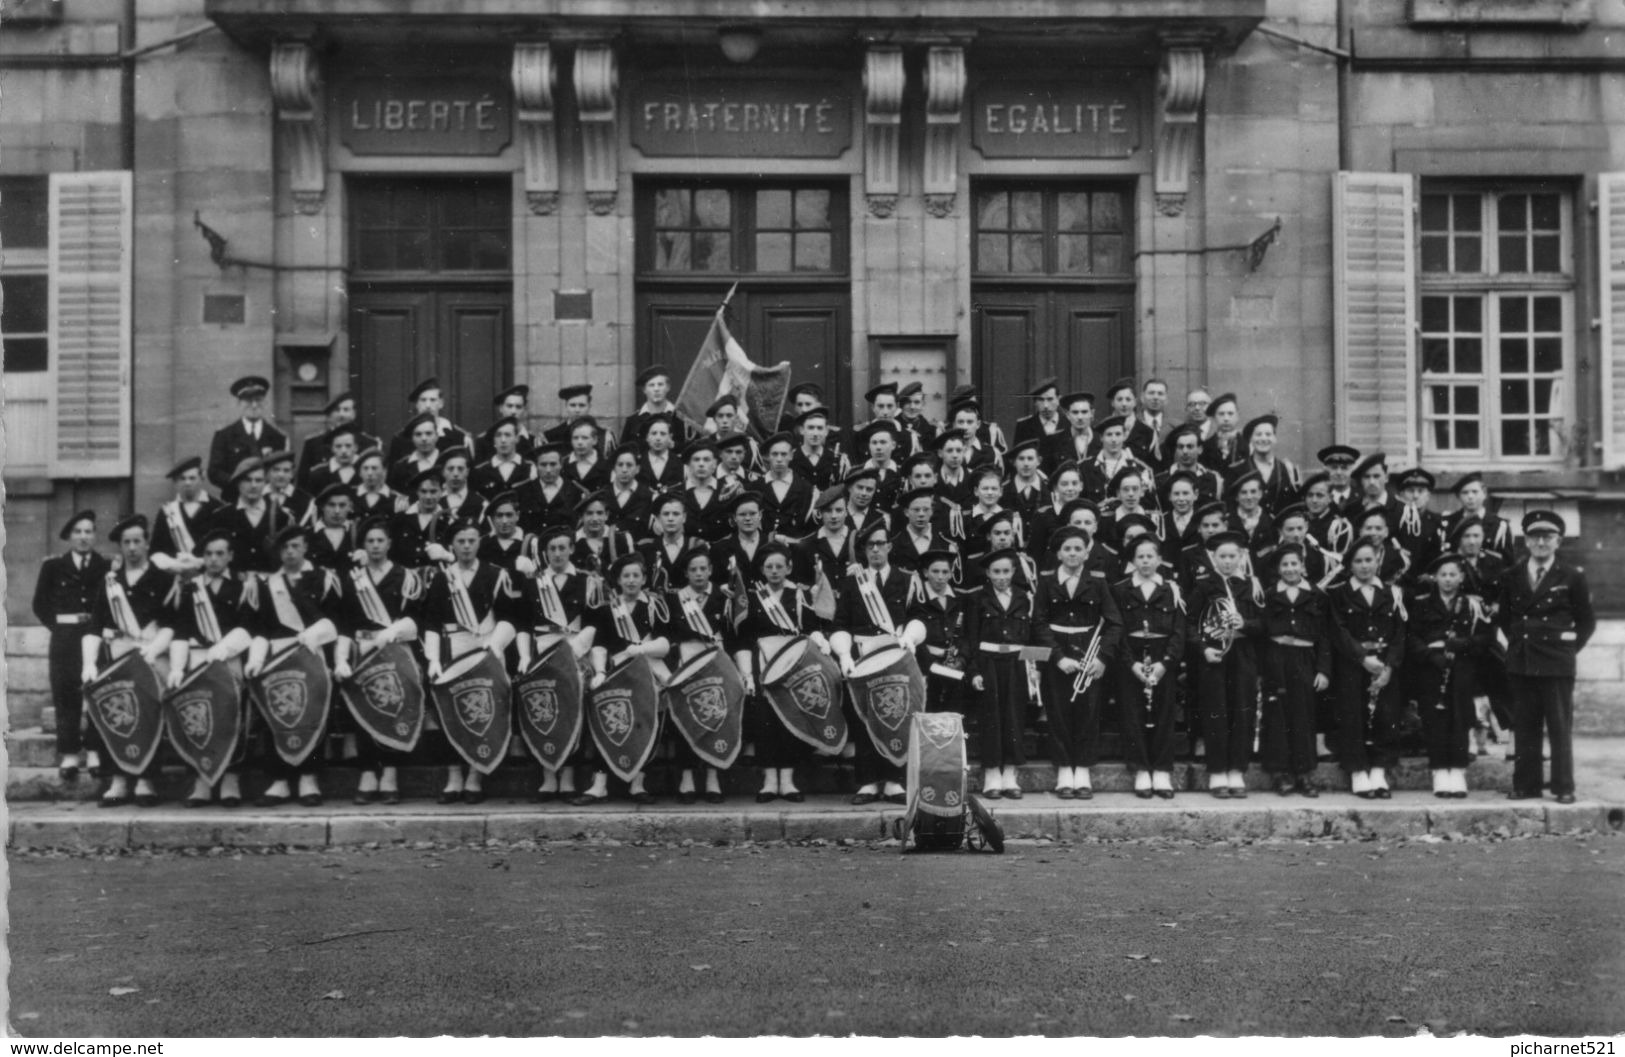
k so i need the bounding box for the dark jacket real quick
[1493,559,1596,679]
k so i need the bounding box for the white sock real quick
[1055,766,1072,789]
[1228,770,1246,791]
[1432,770,1447,794]
[1453,768,1469,794]
[775,768,795,795]
[264,779,291,798]
[1134,770,1152,791]
[1350,770,1370,794]
[1076,768,1092,791]
[559,768,577,794]
[86,750,102,771]
[358,770,379,794]
[1152,770,1173,792]
[342,734,359,759]
[883,781,905,797]
[539,768,559,794]
[443,768,464,794]
[104,775,130,799]
[629,773,647,795]
[584,771,608,797]
[707,769,724,794]
[465,770,482,792]
[982,768,1002,792]
[60,753,82,770]
[678,769,696,794]
[760,769,780,795]
[1002,766,1019,792]
[220,773,241,799]
[1371,768,1388,791]
[190,776,212,800]
[379,767,398,793]
[297,773,321,797]
[1209,771,1225,790]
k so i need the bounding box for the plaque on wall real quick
[631,79,854,158]
[971,76,1144,159]
[337,77,513,156]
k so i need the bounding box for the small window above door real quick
[349,177,511,276]
[637,181,848,277]
[973,185,1131,278]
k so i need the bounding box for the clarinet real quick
[1140,618,1157,729]
[1366,638,1387,722]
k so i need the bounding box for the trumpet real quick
[1069,623,1104,702]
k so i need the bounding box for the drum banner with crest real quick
[661,646,746,770]
[339,642,426,753]
[586,656,661,782]
[846,644,927,766]
[431,649,513,775]
[162,659,244,786]
[514,639,585,772]
[85,652,166,776]
[248,644,332,767]
[905,711,967,821]
[760,636,848,755]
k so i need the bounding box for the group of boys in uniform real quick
[36,369,1595,808]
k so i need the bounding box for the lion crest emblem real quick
[786,668,831,719]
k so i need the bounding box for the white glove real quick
[140,643,166,663]
[204,643,230,663]
[243,658,264,678]
[334,660,353,680]
[81,664,99,684]
[426,658,443,681]
[296,629,322,651]
[839,655,856,678]
[349,549,368,567]
[742,676,757,696]
[1057,657,1082,675]
[590,671,606,689]
[373,626,396,646]
[425,543,453,563]
[515,556,538,577]
[167,667,185,690]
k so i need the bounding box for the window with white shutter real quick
[1599,172,1625,469]
[1333,172,1418,462]
[1,175,51,472]
[48,170,132,478]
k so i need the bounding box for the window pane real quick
[1531,236,1561,273]
[1421,296,1450,333]
[1011,233,1044,273]
[976,234,1007,273]
[794,233,831,272]
[1501,420,1530,456]
[1453,194,1481,231]
[977,192,1008,231]
[473,230,510,271]
[1533,337,1562,373]
[0,176,48,248]
[692,231,730,270]
[395,229,431,271]
[1,274,47,333]
[1457,296,1482,332]
[1500,339,1528,374]
[1093,193,1124,230]
[1458,386,1479,414]
[756,232,791,272]
[694,189,730,228]
[356,231,394,271]
[794,190,830,230]
[1420,236,1450,273]
[1531,193,1561,229]
[1433,421,1451,449]
[757,190,791,229]
[654,189,691,228]
[1497,194,1527,232]
[1500,297,1528,331]
[1011,192,1043,230]
[3,336,48,373]
[1454,236,1481,273]
[1057,234,1090,273]
[1092,234,1125,274]
[1532,296,1561,332]
[1421,194,1449,232]
[1499,236,1527,273]
[1502,379,1530,414]
[353,190,391,228]
[1429,384,1452,413]
[655,231,691,270]
[1534,420,1554,456]
[441,230,476,270]
[1535,378,1557,413]
[1057,193,1089,232]
[1456,421,1479,449]
[1457,338,1482,374]
[1422,338,1451,374]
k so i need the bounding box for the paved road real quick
[9,834,1624,1037]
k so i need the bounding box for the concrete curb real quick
[8,796,1622,851]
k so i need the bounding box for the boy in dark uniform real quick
[1258,543,1333,795]
[546,382,616,458]
[902,549,968,716]
[304,426,365,499]
[794,485,856,589]
[262,450,314,528]
[889,487,958,573]
[385,377,476,464]
[208,376,289,502]
[790,407,847,490]
[1393,467,1446,574]
[470,417,536,500]
[1495,510,1596,803]
[207,457,295,575]
[897,380,939,453]
[515,441,584,535]
[478,384,537,462]
[307,484,359,573]
[388,468,456,569]
[151,455,221,577]
[1186,530,1265,798]
[622,366,690,450]
[296,392,379,493]
[1041,391,1098,476]
[1013,377,1063,449]
[32,510,109,780]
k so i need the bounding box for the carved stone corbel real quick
[1154,46,1206,218]
[864,45,904,219]
[512,43,559,216]
[270,42,324,215]
[922,45,964,218]
[574,43,619,216]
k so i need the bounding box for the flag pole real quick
[718,281,740,319]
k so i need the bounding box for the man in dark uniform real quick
[263,450,315,529]
[151,455,221,576]
[385,377,476,464]
[856,382,917,461]
[623,365,690,449]
[1041,391,1097,476]
[515,441,584,535]
[1105,378,1158,468]
[1014,377,1063,449]
[1316,444,1361,511]
[1496,510,1596,804]
[790,407,845,489]
[32,510,110,779]
[889,487,959,573]
[1343,451,1405,527]
[207,457,295,575]
[1392,467,1446,575]
[1155,424,1223,506]
[470,417,535,500]
[546,383,616,458]
[296,392,379,492]
[896,381,938,453]
[1137,377,1173,471]
[478,384,538,462]
[304,425,364,499]
[207,376,289,503]
[1200,392,1242,471]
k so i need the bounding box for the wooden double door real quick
[973,288,1134,433]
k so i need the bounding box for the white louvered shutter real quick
[48,171,132,478]
[1333,172,1417,462]
[1599,172,1625,469]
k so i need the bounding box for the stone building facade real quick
[5,0,1624,620]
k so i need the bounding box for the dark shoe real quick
[1211,787,1230,800]
[1556,793,1577,804]
[782,791,804,804]
[1507,790,1539,801]
[1135,789,1154,800]
[1373,787,1391,799]
[59,764,80,783]
[255,794,289,808]
[1154,789,1175,800]
[184,797,210,809]
[1450,790,1467,799]
[677,791,699,805]
[221,796,242,809]
[850,792,878,806]
[1055,787,1074,800]
[1434,791,1451,800]
[1354,790,1375,800]
[885,792,907,804]
[705,791,726,804]
[631,791,656,805]
[437,790,461,805]
[98,796,129,809]
[1297,779,1319,799]
[1273,776,1293,797]
[570,792,608,807]
[381,791,401,805]
[461,789,485,806]
[354,790,380,806]
[1231,786,1248,799]
[1074,787,1093,800]
[300,793,324,808]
